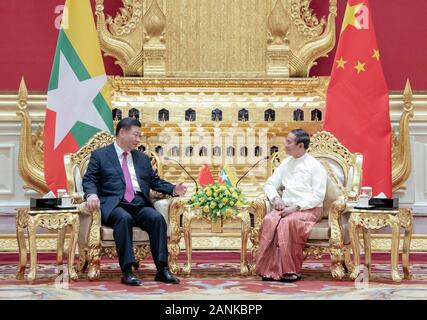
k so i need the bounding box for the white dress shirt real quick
[264,153,327,210]
[114,142,142,193]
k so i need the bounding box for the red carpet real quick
[1,252,427,299]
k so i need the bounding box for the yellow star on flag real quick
[354,61,366,74]
[341,2,364,34]
[336,56,347,69]
[372,49,380,61]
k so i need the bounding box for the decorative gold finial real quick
[144,0,166,43]
[403,79,414,114]
[18,77,28,110]
[267,0,290,45]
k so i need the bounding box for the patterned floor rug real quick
[1,252,427,300]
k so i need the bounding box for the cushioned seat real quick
[251,131,362,279]
[308,219,329,240]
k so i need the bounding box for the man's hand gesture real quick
[86,194,100,211]
[174,182,187,196]
[280,205,299,217]
[272,196,286,211]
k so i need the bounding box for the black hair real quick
[115,117,141,136]
[290,128,310,149]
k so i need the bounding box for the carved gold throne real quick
[250,131,363,279]
[63,131,182,280]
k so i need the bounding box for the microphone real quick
[236,156,269,188]
[163,157,199,193]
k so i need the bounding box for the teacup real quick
[57,189,67,198]
[60,194,75,207]
[357,195,369,207]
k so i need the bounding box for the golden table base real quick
[16,208,80,283]
[178,205,251,275]
[348,208,413,282]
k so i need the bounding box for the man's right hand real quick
[272,196,286,211]
[86,194,100,211]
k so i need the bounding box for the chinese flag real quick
[323,0,392,197]
[198,164,215,187]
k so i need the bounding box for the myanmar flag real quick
[44,0,113,193]
[323,0,392,197]
[218,165,237,187]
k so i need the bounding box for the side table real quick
[348,207,413,282]
[16,208,80,282]
[179,204,251,275]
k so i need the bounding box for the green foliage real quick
[187,183,247,221]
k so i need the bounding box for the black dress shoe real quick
[261,276,277,282]
[121,271,142,286]
[155,267,180,284]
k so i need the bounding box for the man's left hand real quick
[174,182,187,196]
[280,205,299,217]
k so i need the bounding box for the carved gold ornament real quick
[96,0,337,77]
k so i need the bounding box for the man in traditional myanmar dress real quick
[256,129,327,282]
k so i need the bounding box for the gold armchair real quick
[64,131,181,280]
[250,131,363,279]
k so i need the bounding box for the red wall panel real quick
[310,0,427,91]
[0,0,426,91]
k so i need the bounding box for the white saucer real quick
[354,205,375,210]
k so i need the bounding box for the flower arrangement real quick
[187,183,247,221]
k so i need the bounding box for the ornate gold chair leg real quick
[391,223,402,282]
[168,241,181,275]
[168,198,183,275]
[67,218,79,281]
[57,227,66,272]
[182,208,192,275]
[349,220,361,281]
[402,224,412,280]
[27,219,37,283]
[362,228,371,276]
[16,222,27,280]
[249,199,264,275]
[249,227,260,275]
[330,248,345,280]
[240,213,250,276]
[343,246,354,274]
[77,245,88,273]
[87,246,101,280]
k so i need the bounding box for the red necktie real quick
[122,152,135,202]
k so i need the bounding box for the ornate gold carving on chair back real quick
[145,149,162,177]
[64,131,115,195]
[96,0,337,78]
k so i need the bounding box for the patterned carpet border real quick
[1,252,427,300]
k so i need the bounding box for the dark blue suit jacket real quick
[82,144,175,224]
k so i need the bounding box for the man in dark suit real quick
[83,117,187,286]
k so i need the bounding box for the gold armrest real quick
[329,195,347,248]
[71,194,85,204]
[76,202,92,216]
[76,201,102,248]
